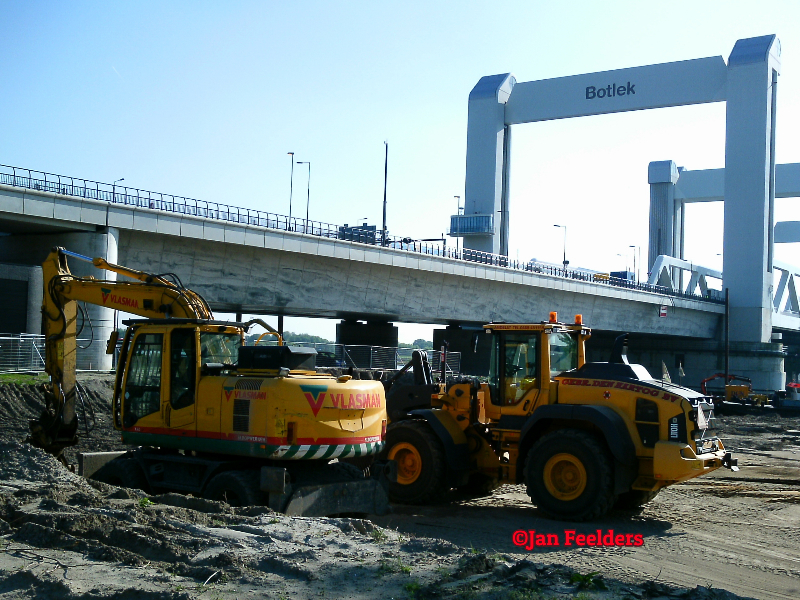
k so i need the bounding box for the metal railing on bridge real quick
[0,164,722,304]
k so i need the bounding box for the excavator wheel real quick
[381,420,447,505]
[614,489,660,510]
[524,429,615,521]
[92,458,149,494]
[203,470,266,507]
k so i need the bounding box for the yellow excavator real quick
[380,314,738,520]
[29,247,392,516]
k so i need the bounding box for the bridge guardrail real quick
[0,164,723,304]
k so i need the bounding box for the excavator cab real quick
[116,321,242,432]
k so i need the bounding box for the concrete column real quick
[0,263,43,334]
[0,228,119,370]
[433,325,491,376]
[723,35,782,343]
[462,73,515,255]
[648,160,682,288]
[336,320,398,348]
[26,266,42,335]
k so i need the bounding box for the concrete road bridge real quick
[0,166,776,389]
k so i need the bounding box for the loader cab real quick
[485,317,587,414]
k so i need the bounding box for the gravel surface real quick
[0,374,789,599]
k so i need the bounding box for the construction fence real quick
[0,334,461,376]
[274,342,461,374]
[0,334,105,373]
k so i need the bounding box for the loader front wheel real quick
[383,420,447,504]
[524,429,614,521]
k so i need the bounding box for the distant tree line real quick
[244,331,432,349]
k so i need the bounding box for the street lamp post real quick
[287,152,295,229]
[382,141,388,247]
[554,224,568,271]
[454,195,461,257]
[297,161,311,233]
[629,245,640,283]
[112,178,124,202]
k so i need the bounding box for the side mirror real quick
[106,330,119,355]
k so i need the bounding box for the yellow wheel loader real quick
[29,247,393,516]
[380,313,738,520]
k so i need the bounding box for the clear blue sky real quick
[3,1,800,342]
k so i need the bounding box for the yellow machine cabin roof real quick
[484,314,590,335]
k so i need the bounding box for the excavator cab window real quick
[123,333,164,426]
[488,332,539,405]
[199,332,240,366]
[170,328,197,410]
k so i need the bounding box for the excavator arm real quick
[29,247,213,459]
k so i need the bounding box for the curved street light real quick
[287,152,295,229]
[112,178,124,202]
[554,224,568,271]
[297,161,311,233]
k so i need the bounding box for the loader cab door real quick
[165,327,198,435]
[488,331,541,411]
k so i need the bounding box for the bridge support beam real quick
[0,228,119,370]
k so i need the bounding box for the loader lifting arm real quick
[29,247,213,459]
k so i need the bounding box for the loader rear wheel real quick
[524,429,614,521]
[383,420,447,504]
[204,470,265,507]
[93,458,149,494]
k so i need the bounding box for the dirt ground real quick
[0,374,798,600]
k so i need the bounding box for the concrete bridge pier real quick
[433,325,492,376]
[336,320,398,348]
[585,332,785,394]
[0,228,119,370]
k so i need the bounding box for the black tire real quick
[524,428,615,521]
[381,420,447,504]
[203,470,265,507]
[615,489,660,510]
[92,458,149,493]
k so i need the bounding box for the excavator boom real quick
[30,247,213,458]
